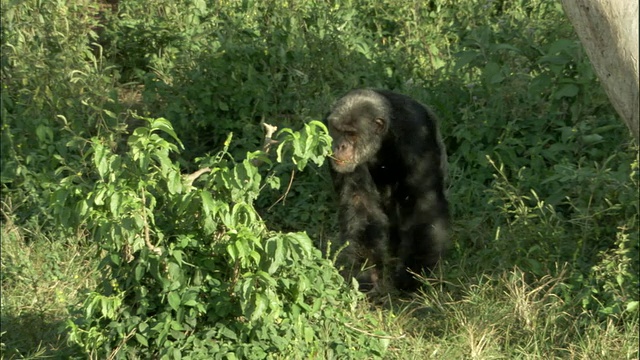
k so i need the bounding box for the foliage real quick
[52,117,386,358]
[1,0,638,358]
[482,154,639,319]
[1,0,121,230]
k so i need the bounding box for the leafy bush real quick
[1,0,121,229]
[55,117,387,358]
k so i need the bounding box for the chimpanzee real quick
[325,89,449,292]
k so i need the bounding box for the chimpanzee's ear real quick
[374,118,386,134]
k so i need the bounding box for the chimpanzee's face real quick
[326,101,386,173]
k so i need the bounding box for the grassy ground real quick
[1,217,97,358]
[3,219,638,359]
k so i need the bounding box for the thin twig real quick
[108,328,137,360]
[268,169,295,210]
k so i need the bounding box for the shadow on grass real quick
[1,312,81,359]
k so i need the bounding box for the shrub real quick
[55,117,388,359]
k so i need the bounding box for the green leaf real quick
[171,320,185,331]
[169,280,181,291]
[172,250,183,264]
[93,142,109,179]
[304,326,314,343]
[249,251,261,266]
[219,325,238,341]
[548,38,576,54]
[150,117,183,147]
[109,192,120,216]
[227,243,237,261]
[135,333,149,347]
[167,170,182,194]
[200,191,217,234]
[234,239,247,259]
[182,300,198,307]
[265,175,281,190]
[168,262,182,281]
[168,291,181,311]
[554,84,579,99]
[200,191,215,215]
[250,293,267,321]
[139,322,149,332]
[134,264,145,281]
[103,109,117,119]
[491,43,521,53]
[483,62,504,85]
[582,134,603,144]
[35,125,53,143]
[454,50,480,71]
[265,237,284,274]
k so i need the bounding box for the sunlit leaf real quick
[168,292,181,311]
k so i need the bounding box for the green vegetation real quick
[1,0,637,359]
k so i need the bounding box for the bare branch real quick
[185,167,212,186]
[268,169,295,210]
[140,190,162,256]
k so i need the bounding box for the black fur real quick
[325,89,449,292]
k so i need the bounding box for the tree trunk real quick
[561,0,639,143]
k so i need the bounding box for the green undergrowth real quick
[1,0,638,359]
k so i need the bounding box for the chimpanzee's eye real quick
[345,131,357,139]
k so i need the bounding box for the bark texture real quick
[561,0,639,142]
